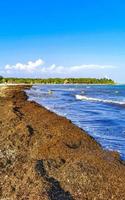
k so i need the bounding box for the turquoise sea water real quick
[26,84,125,160]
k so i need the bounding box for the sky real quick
[0,0,125,83]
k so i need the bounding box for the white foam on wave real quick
[75,94,125,105]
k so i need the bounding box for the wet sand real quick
[0,85,125,200]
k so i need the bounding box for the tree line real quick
[0,76,115,84]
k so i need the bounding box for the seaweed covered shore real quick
[0,85,125,200]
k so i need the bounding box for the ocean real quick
[26,84,125,160]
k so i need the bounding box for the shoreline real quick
[0,83,117,86]
[1,85,125,199]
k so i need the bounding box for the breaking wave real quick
[75,94,125,105]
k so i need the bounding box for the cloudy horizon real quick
[0,58,117,81]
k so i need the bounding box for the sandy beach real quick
[0,85,125,200]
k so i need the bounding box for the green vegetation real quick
[0,77,115,84]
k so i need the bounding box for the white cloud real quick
[38,64,115,77]
[3,58,116,77]
[5,59,44,73]
[68,64,115,70]
[47,64,114,72]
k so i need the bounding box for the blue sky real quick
[0,0,125,82]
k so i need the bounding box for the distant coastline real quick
[0,77,115,85]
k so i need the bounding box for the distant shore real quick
[0,82,116,86]
[1,85,125,200]
[0,77,115,85]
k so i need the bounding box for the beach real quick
[0,85,125,200]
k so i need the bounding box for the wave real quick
[75,94,125,105]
